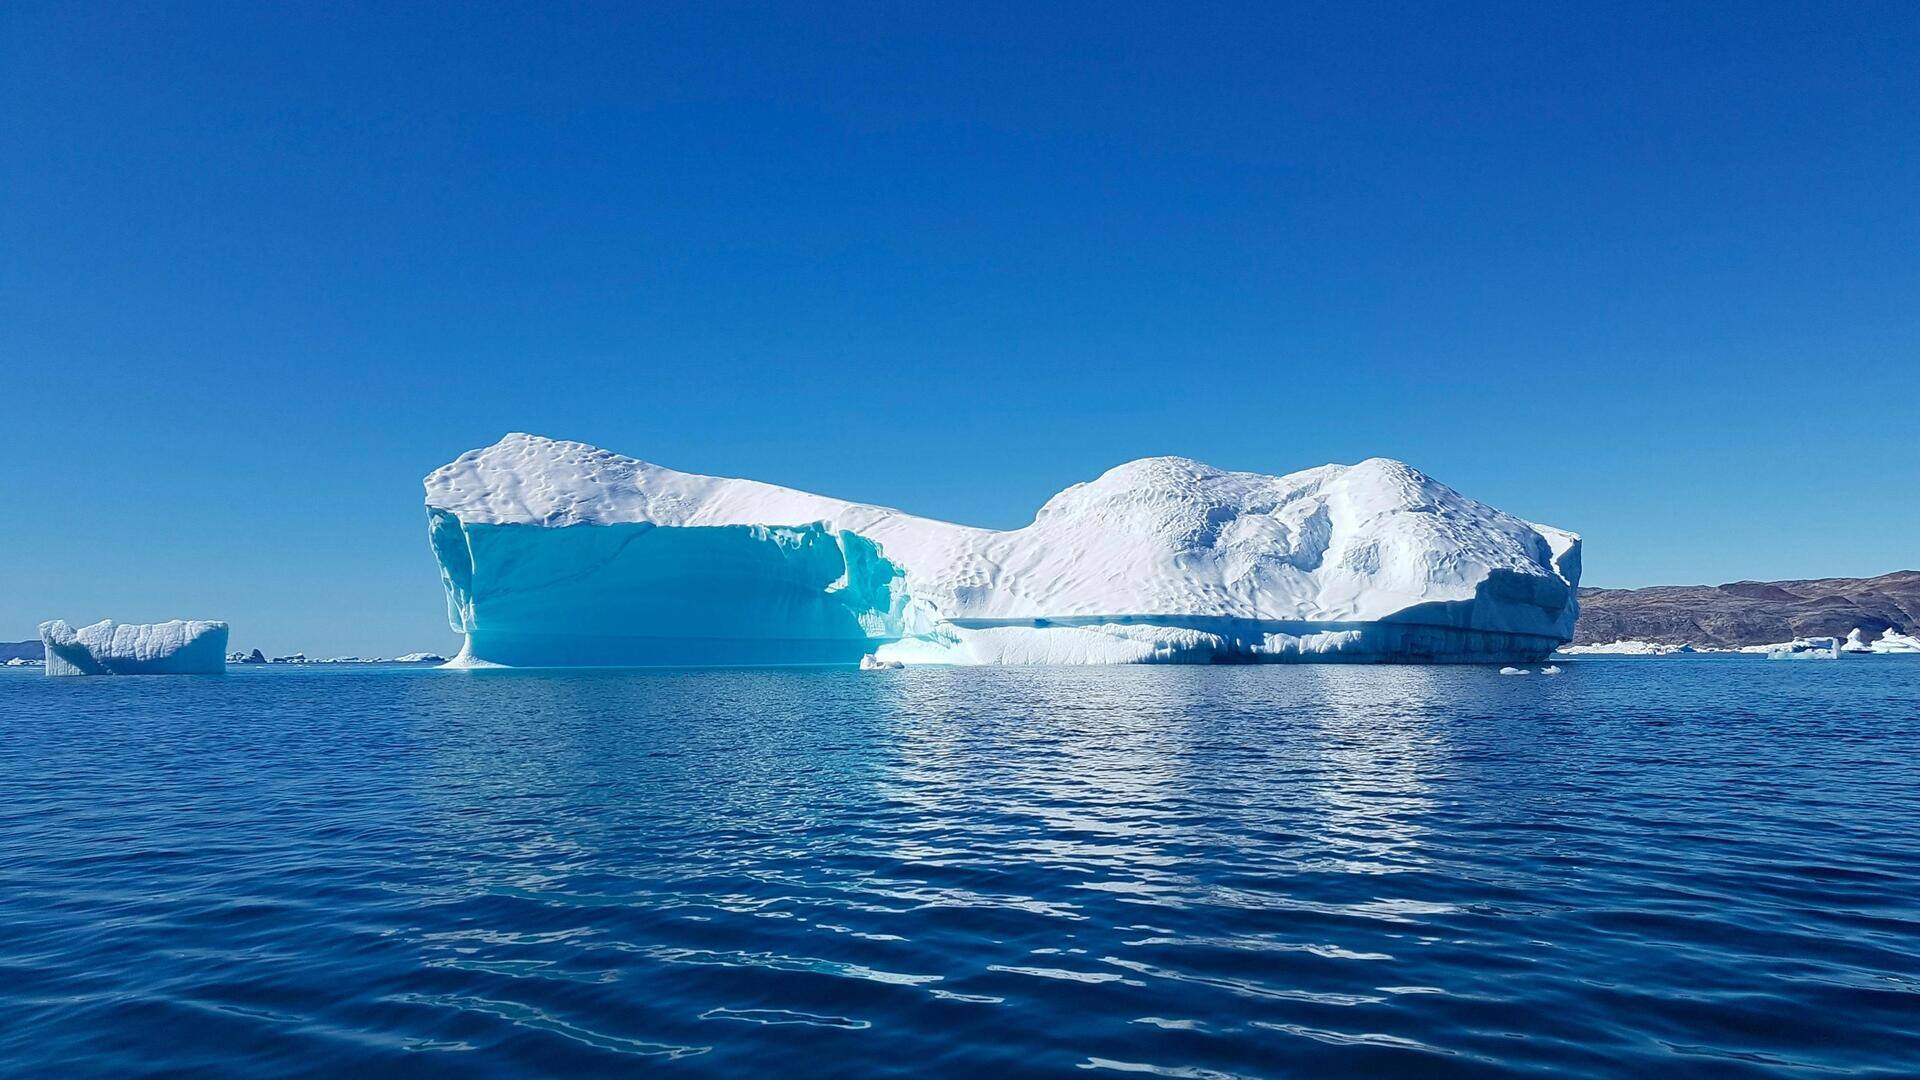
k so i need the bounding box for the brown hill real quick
[1574,571,1920,647]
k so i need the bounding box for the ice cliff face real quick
[425,434,1580,666]
[39,619,229,676]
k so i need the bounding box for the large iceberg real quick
[425,434,1581,667]
[39,619,229,676]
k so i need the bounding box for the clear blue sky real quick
[2,3,1915,655]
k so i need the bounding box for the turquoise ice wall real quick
[429,511,908,666]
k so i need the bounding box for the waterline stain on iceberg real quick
[425,435,1580,667]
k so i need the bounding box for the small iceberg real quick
[1499,666,1529,675]
[39,619,229,676]
[859,654,904,671]
[1874,630,1920,654]
[1541,664,1562,675]
[1765,637,1840,660]
[1556,640,1694,656]
[1845,627,1920,654]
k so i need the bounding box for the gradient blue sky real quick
[3,2,1915,655]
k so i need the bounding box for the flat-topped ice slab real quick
[39,619,229,676]
[425,434,1581,667]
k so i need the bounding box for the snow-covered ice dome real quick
[39,619,229,676]
[424,434,1581,667]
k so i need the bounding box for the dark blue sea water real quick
[2,658,1917,1078]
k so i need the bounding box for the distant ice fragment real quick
[1499,666,1529,675]
[1557,640,1694,656]
[1541,664,1562,675]
[39,619,228,676]
[859,654,904,670]
[1764,637,1840,660]
[424,434,1582,667]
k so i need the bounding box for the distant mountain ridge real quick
[0,641,39,663]
[1574,571,1920,647]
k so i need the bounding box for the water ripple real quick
[1,658,1918,1076]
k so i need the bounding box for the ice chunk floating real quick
[1765,637,1841,660]
[425,435,1581,667]
[39,619,229,676]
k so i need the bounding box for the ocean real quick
[2,657,1916,1077]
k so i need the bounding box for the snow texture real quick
[425,434,1581,667]
[39,619,228,676]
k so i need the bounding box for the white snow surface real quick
[425,434,1581,666]
[39,619,228,676]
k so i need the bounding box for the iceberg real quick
[424,434,1581,667]
[39,619,229,676]
[1762,637,1840,660]
[1853,627,1920,654]
[1836,627,1920,654]
[1556,639,1695,656]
